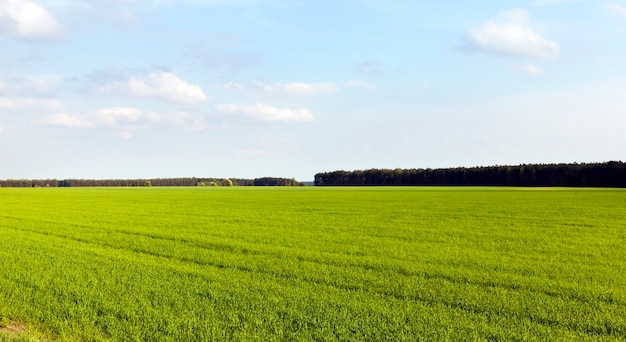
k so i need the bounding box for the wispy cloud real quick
[608,3,626,19]
[162,111,207,131]
[0,97,64,111]
[97,72,209,104]
[95,107,160,129]
[216,80,376,93]
[353,60,385,73]
[216,103,313,122]
[531,0,583,5]
[186,46,263,71]
[352,60,403,74]
[0,0,65,41]
[0,76,56,96]
[64,3,141,27]
[213,80,340,95]
[252,81,338,95]
[37,106,162,139]
[36,106,212,136]
[37,113,95,128]
[465,9,560,60]
[344,80,377,90]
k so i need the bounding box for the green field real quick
[1,187,625,341]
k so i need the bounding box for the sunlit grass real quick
[0,187,625,340]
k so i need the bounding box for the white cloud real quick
[216,103,313,122]
[215,80,339,95]
[0,97,15,110]
[608,3,626,19]
[252,81,337,95]
[0,96,64,111]
[36,107,157,129]
[344,80,377,90]
[36,107,162,139]
[0,0,64,41]
[0,76,56,96]
[37,113,94,128]
[95,106,159,128]
[280,82,337,95]
[36,107,212,136]
[213,81,246,91]
[466,9,560,60]
[98,72,209,104]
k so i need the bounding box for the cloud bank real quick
[98,72,208,104]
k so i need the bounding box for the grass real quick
[0,186,625,341]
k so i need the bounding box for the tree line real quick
[0,177,304,188]
[314,161,626,187]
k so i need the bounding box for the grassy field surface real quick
[0,187,625,341]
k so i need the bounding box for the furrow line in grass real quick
[82,227,626,309]
[3,222,624,313]
[3,224,625,340]
[22,230,622,339]
[166,260,626,338]
[14,213,623,285]
[407,269,624,308]
[5,213,621,292]
[65,239,624,340]
[115,229,257,255]
[261,273,626,338]
[171,258,626,339]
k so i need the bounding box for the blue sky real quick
[1,0,625,180]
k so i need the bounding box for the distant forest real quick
[314,161,626,187]
[0,177,303,188]
[4,162,625,188]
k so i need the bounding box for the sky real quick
[1,0,625,181]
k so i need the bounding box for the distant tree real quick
[314,161,626,187]
[144,180,152,187]
[253,177,298,186]
[209,182,217,186]
[223,179,233,186]
[197,181,207,187]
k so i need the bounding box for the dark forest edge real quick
[0,177,304,188]
[314,161,626,187]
